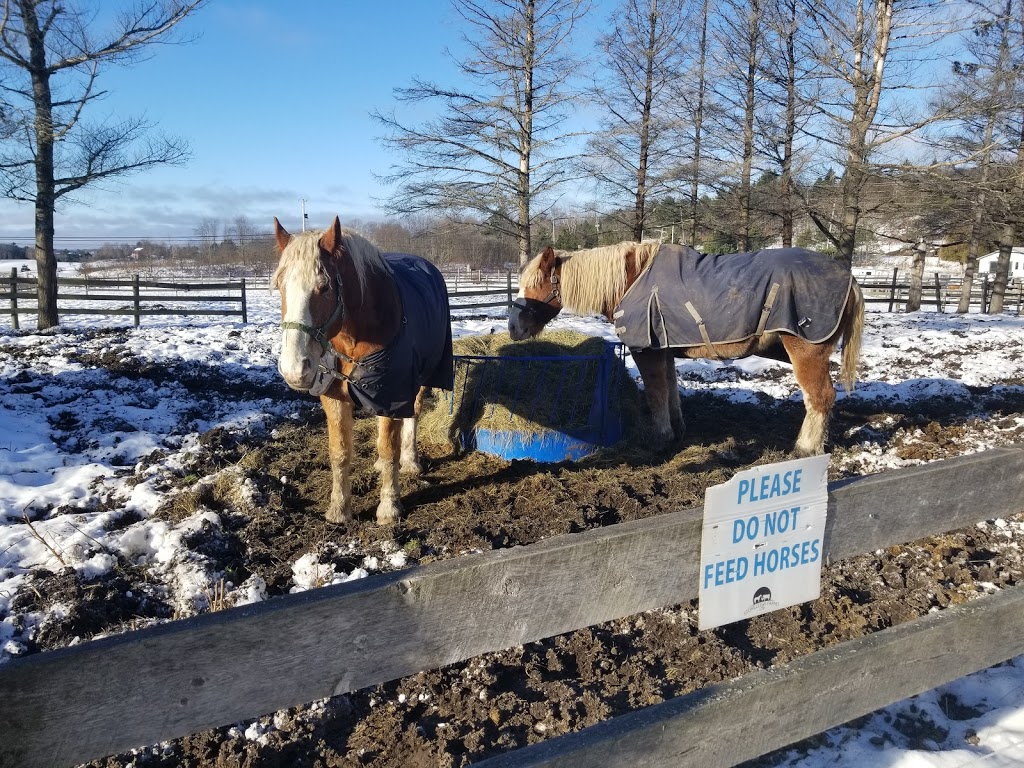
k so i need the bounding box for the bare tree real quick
[981,0,1024,314]
[581,0,690,242]
[193,217,219,267]
[231,214,257,270]
[799,0,950,266]
[710,0,765,251]
[683,0,711,246]
[0,0,204,328]
[929,1,1019,312]
[374,0,591,266]
[756,0,817,247]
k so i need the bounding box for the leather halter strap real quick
[279,269,346,352]
[539,257,562,305]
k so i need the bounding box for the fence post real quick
[887,267,898,312]
[240,278,248,323]
[506,271,513,310]
[934,273,943,313]
[981,273,990,314]
[132,274,141,327]
[9,268,19,331]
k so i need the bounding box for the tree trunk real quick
[906,240,926,312]
[517,0,536,267]
[21,0,59,329]
[780,0,797,248]
[738,0,759,252]
[989,225,1014,314]
[959,186,988,314]
[958,244,980,314]
[688,0,710,247]
[820,0,894,268]
[633,0,659,243]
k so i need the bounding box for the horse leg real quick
[783,337,836,457]
[665,354,685,440]
[633,348,675,446]
[320,394,354,523]
[375,415,404,525]
[399,387,425,476]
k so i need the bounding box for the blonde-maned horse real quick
[273,216,453,524]
[509,242,864,456]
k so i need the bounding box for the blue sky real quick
[0,1,533,245]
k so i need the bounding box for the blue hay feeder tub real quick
[447,341,627,462]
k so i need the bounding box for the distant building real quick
[978,248,1024,279]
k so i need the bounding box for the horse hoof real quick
[375,500,403,526]
[325,506,352,524]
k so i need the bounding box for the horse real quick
[508,242,864,457]
[272,216,454,524]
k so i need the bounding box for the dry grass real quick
[419,330,644,453]
[159,468,254,523]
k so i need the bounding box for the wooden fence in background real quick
[1,445,1022,768]
[445,270,516,312]
[859,269,1024,313]
[1,269,248,329]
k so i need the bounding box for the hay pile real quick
[419,329,644,454]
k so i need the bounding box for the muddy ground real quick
[6,326,1022,767]
[15,367,1005,768]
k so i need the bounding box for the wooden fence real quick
[1,269,248,329]
[859,268,1024,313]
[1,445,1022,768]
[446,271,516,312]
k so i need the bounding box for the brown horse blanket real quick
[345,254,454,417]
[613,245,854,352]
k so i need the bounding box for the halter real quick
[280,268,346,353]
[280,268,369,397]
[511,256,562,321]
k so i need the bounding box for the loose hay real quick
[419,330,645,455]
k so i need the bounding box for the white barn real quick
[978,248,1024,279]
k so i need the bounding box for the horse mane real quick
[522,241,661,314]
[272,226,388,295]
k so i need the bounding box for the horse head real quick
[272,216,354,394]
[508,246,564,340]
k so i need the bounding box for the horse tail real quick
[839,280,865,394]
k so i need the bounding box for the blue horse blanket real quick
[345,254,454,417]
[613,245,854,352]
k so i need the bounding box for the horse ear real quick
[319,216,344,255]
[539,246,557,267]
[273,217,291,253]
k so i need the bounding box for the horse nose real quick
[278,354,314,389]
[508,308,526,340]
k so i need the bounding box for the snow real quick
[0,269,1023,765]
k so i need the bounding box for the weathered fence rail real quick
[1,270,248,328]
[446,271,516,312]
[859,269,1024,313]
[1,445,1022,768]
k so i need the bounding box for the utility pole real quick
[300,199,307,231]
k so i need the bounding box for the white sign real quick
[698,454,830,631]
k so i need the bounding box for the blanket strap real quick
[755,282,782,337]
[684,301,721,359]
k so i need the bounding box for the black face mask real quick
[510,297,561,325]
